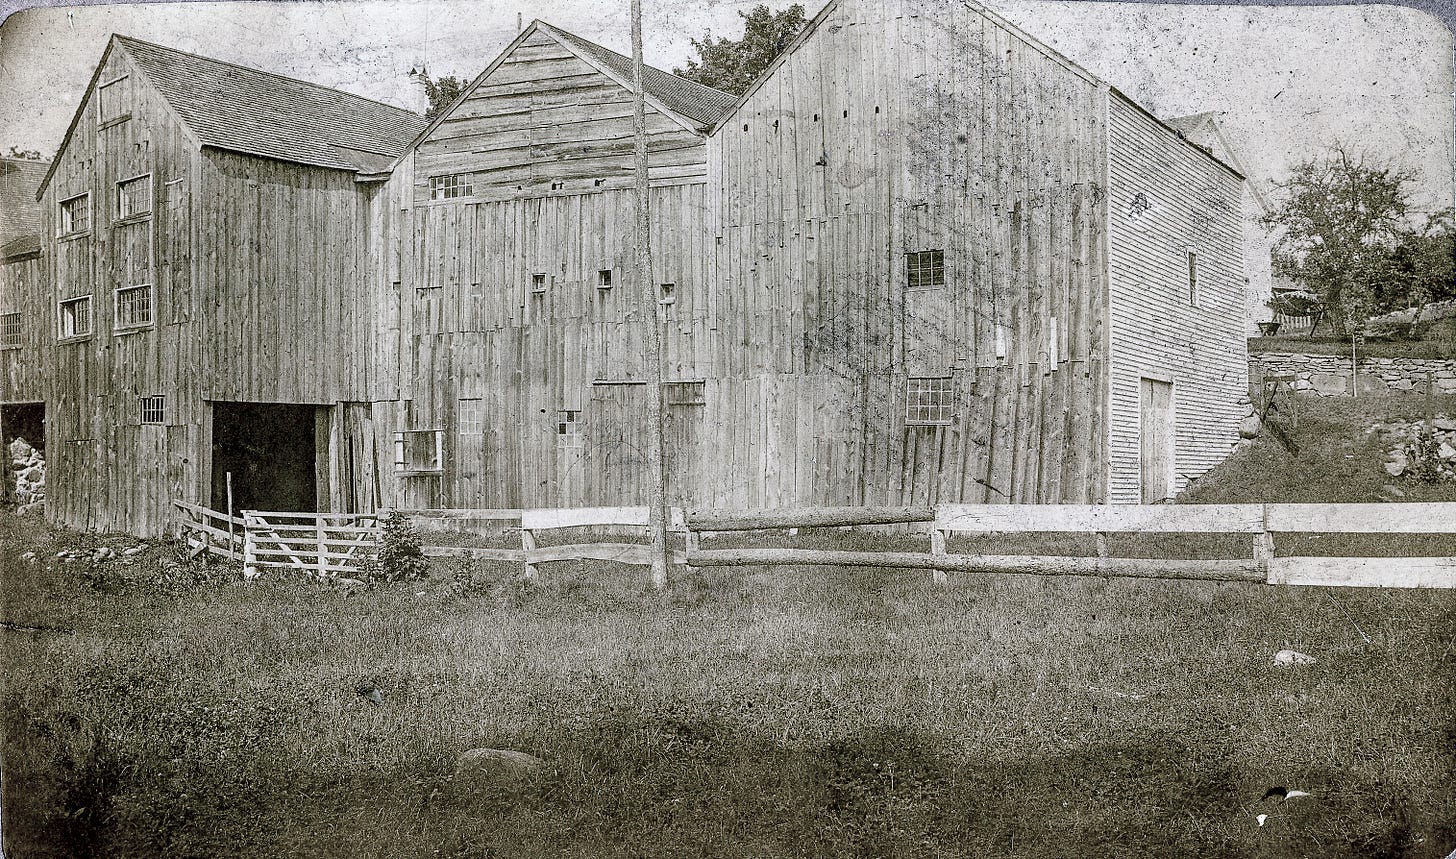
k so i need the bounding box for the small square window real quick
[597,270,613,290]
[139,395,165,425]
[0,312,20,349]
[58,295,92,339]
[906,377,954,426]
[393,430,444,473]
[659,282,675,305]
[906,250,945,289]
[429,174,473,201]
[531,273,547,294]
[556,409,579,436]
[117,175,152,219]
[114,285,154,330]
[1187,249,1199,305]
[60,194,90,236]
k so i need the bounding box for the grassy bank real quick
[4,509,1455,858]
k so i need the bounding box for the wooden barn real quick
[3,0,1248,537]
[12,35,426,535]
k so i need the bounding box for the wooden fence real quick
[241,510,380,580]
[175,501,245,561]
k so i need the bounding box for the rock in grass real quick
[452,748,545,792]
[1238,414,1262,439]
[1273,649,1316,667]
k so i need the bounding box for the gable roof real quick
[40,35,429,196]
[391,20,735,172]
[1,158,49,250]
[535,22,736,127]
[1166,111,1263,206]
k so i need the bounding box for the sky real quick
[0,0,1451,209]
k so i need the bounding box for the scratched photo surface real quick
[1,0,1453,856]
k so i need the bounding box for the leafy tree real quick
[1383,210,1456,331]
[416,71,465,120]
[1262,147,1415,335]
[4,146,43,160]
[672,4,807,95]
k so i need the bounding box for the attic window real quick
[59,193,90,237]
[117,174,152,219]
[97,76,129,125]
[905,250,945,290]
[429,173,472,200]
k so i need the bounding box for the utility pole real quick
[631,0,670,590]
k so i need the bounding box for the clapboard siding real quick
[1106,92,1247,503]
[412,29,707,203]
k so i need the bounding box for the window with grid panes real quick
[117,175,152,218]
[114,285,153,329]
[556,410,579,438]
[906,250,945,289]
[0,313,20,348]
[60,194,90,236]
[906,377,954,426]
[393,430,444,473]
[663,381,705,406]
[139,395,165,425]
[98,77,128,124]
[458,401,483,435]
[429,174,473,200]
[58,296,92,339]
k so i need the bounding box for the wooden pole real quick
[226,471,235,560]
[631,0,669,590]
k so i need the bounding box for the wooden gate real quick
[242,510,380,580]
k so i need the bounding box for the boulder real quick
[1238,414,1262,439]
[1309,373,1349,396]
[452,748,546,792]
[1273,649,1316,667]
[1355,375,1388,396]
[1439,443,1456,461]
[1434,418,1456,432]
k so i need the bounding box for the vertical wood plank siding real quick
[1105,92,1247,503]
[0,256,45,400]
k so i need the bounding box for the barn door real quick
[1140,378,1174,503]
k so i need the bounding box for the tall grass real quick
[3,507,1454,858]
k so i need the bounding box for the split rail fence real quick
[175,501,1456,589]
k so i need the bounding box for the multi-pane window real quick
[117,175,152,219]
[0,313,20,348]
[139,395,165,425]
[906,376,954,426]
[98,77,128,124]
[58,296,92,339]
[428,174,473,200]
[458,400,483,435]
[531,273,547,294]
[556,410,579,438]
[114,284,154,329]
[663,380,706,406]
[393,430,444,473]
[906,250,945,289]
[60,194,90,236]
[1187,250,1199,305]
[597,269,613,290]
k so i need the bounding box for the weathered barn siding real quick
[704,0,1112,504]
[36,44,203,534]
[1106,93,1246,503]
[412,28,708,203]
[0,256,46,402]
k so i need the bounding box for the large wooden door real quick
[1140,378,1174,503]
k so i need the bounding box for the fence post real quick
[929,526,947,585]
[316,514,328,581]
[520,526,538,582]
[1254,505,1275,582]
[242,511,258,580]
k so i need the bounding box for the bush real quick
[361,513,429,582]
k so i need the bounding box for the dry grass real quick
[3,507,1455,858]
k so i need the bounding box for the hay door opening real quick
[211,402,320,516]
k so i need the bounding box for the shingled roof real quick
[1,158,48,254]
[112,36,428,173]
[536,22,736,127]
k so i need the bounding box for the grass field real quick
[3,391,1456,858]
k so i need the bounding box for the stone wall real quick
[1249,353,1456,397]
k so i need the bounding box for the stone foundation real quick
[1249,353,1456,397]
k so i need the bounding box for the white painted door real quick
[1140,378,1174,503]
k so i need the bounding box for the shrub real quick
[361,513,429,582]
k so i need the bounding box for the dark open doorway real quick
[1,402,45,452]
[211,402,320,516]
